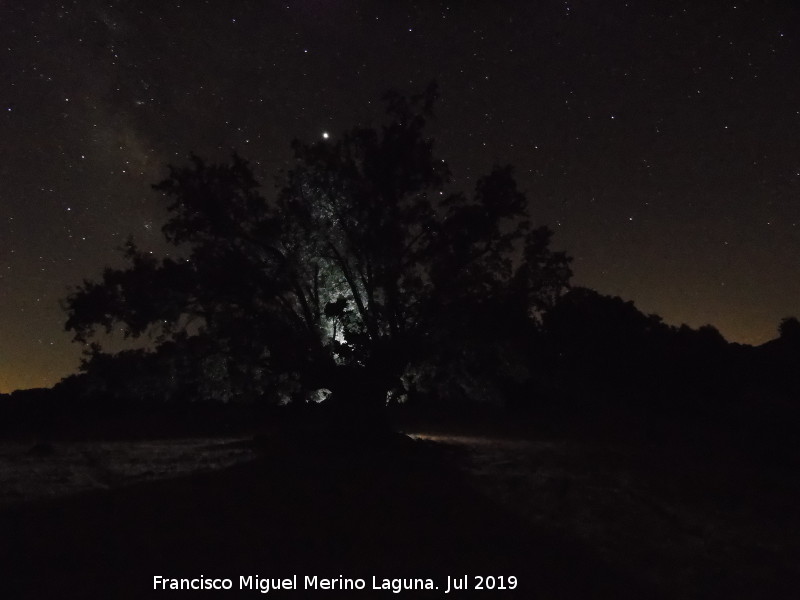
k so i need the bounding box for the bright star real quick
[322,132,329,139]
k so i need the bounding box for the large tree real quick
[64,85,572,421]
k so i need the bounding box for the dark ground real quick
[2,426,659,600]
[1,408,798,599]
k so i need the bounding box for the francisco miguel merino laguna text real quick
[153,574,519,593]
[153,575,433,593]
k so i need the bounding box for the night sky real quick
[1,0,798,392]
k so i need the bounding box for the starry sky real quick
[1,0,799,392]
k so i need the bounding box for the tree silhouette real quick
[63,85,572,424]
[778,316,800,343]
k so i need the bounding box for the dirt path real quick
[2,430,796,598]
[407,431,799,599]
[2,433,657,599]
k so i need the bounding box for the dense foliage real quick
[63,86,572,413]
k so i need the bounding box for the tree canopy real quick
[63,85,572,413]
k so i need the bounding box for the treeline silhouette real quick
[3,289,799,444]
[2,85,798,453]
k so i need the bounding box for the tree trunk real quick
[323,365,392,436]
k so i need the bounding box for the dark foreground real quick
[3,408,799,600]
[3,429,660,600]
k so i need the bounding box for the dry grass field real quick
[1,420,797,599]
